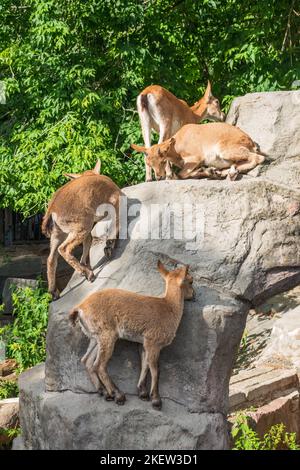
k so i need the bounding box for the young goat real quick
[132,122,265,181]
[69,261,194,410]
[136,81,225,181]
[42,161,122,300]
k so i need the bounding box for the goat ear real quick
[63,173,81,180]
[131,143,147,153]
[93,159,101,174]
[204,80,212,102]
[157,260,169,278]
[178,265,189,285]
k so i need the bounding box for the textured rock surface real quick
[18,91,300,450]
[0,397,19,429]
[0,359,17,377]
[247,391,300,440]
[0,255,42,297]
[256,305,300,371]
[229,367,299,412]
[45,177,300,398]
[19,365,229,450]
[226,90,300,186]
[232,284,300,374]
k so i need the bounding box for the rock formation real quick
[16,91,300,449]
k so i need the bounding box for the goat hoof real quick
[105,393,115,401]
[151,398,162,410]
[227,166,239,181]
[104,246,113,259]
[209,168,222,179]
[115,392,126,405]
[86,271,95,282]
[51,289,60,301]
[138,390,150,401]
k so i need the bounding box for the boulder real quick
[226,91,300,162]
[229,367,299,412]
[256,305,300,371]
[247,391,300,440]
[0,359,17,377]
[226,90,300,186]
[0,397,19,448]
[0,255,42,299]
[0,397,19,429]
[19,364,229,450]
[17,91,300,450]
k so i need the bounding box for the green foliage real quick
[0,379,18,399]
[0,281,51,371]
[231,413,300,450]
[0,427,20,450]
[0,0,299,216]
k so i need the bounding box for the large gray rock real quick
[19,365,229,450]
[226,90,300,186]
[17,91,300,450]
[44,177,300,402]
[256,305,300,371]
[0,255,42,299]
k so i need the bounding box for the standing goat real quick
[69,261,194,410]
[132,123,266,181]
[42,161,122,300]
[136,81,225,181]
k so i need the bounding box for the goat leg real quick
[144,340,162,410]
[137,345,150,400]
[83,340,104,395]
[93,335,126,405]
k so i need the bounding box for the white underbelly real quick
[118,327,144,344]
[203,149,230,169]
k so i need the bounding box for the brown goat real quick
[136,81,226,181]
[42,161,122,300]
[132,123,265,181]
[69,261,194,410]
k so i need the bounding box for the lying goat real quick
[132,123,265,181]
[42,161,122,300]
[69,261,194,410]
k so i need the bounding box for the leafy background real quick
[0,0,299,217]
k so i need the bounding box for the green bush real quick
[0,379,18,400]
[231,413,300,450]
[0,281,51,371]
[0,427,20,450]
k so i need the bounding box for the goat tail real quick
[69,307,79,327]
[41,212,53,238]
[138,93,148,112]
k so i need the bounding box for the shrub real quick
[231,413,300,450]
[0,379,18,400]
[0,427,20,450]
[0,281,51,372]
